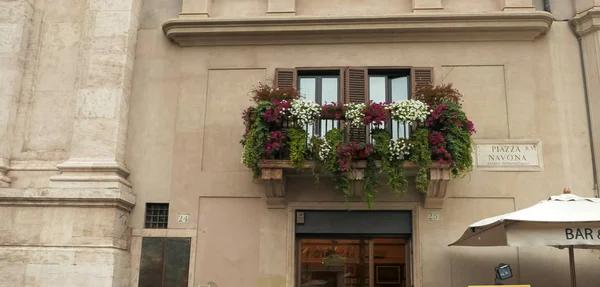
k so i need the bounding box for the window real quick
[297,238,411,287]
[298,70,341,137]
[369,70,411,140]
[274,67,433,143]
[138,237,191,287]
[145,203,169,229]
[295,210,413,287]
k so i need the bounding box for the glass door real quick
[296,238,410,287]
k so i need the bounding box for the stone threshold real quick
[163,12,554,46]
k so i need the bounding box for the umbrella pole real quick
[569,246,576,287]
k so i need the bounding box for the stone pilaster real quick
[49,0,142,193]
[571,8,600,196]
[181,0,212,18]
[412,0,443,12]
[0,0,34,187]
[502,0,535,12]
[267,0,296,15]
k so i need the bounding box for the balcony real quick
[255,116,451,209]
[240,84,475,209]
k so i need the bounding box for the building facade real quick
[1,0,600,286]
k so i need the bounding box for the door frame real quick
[286,202,422,287]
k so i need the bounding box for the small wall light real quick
[494,263,512,285]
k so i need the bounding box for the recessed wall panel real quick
[202,69,266,172]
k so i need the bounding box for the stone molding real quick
[571,8,600,36]
[258,160,451,209]
[163,12,553,46]
[0,158,10,188]
[0,187,136,212]
[49,159,132,191]
[6,160,60,171]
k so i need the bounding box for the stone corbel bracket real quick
[424,165,451,209]
[261,168,286,208]
[571,8,600,37]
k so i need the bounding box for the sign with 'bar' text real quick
[506,223,600,247]
[472,139,543,171]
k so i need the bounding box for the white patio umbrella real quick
[449,188,600,287]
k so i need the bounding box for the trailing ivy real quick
[323,129,351,197]
[363,155,378,207]
[408,128,431,193]
[240,102,271,179]
[427,102,475,177]
[372,129,408,194]
[287,127,308,169]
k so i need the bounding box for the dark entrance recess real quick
[295,211,413,287]
[138,237,191,287]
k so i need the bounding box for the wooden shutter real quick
[344,67,368,143]
[411,67,434,92]
[274,68,297,89]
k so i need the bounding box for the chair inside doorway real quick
[297,238,409,287]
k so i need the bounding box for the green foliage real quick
[363,155,378,208]
[430,102,474,177]
[240,83,476,207]
[240,103,271,179]
[444,124,473,177]
[372,129,407,194]
[288,127,308,169]
[323,129,351,198]
[408,128,431,193]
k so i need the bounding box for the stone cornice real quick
[163,12,554,46]
[0,188,136,212]
[571,8,600,36]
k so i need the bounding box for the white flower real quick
[344,103,366,128]
[290,99,320,126]
[386,99,431,123]
[389,139,412,161]
[318,141,332,161]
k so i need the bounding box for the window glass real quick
[390,76,409,102]
[322,77,338,104]
[369,76,386,103]
[297,238,410,287]
[299,77,317,102]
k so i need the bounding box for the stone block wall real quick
[0,0,141,286]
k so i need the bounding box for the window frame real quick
[368,69,412,140]
[297,69,343,137]
[287,202,421,287]
[298,74,341,105]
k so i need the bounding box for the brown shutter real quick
[344,67,368,143]
[274,68,297,89]
[339,68,345,102]
[411,67,433,92]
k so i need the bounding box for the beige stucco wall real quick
[126,0,600,284]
